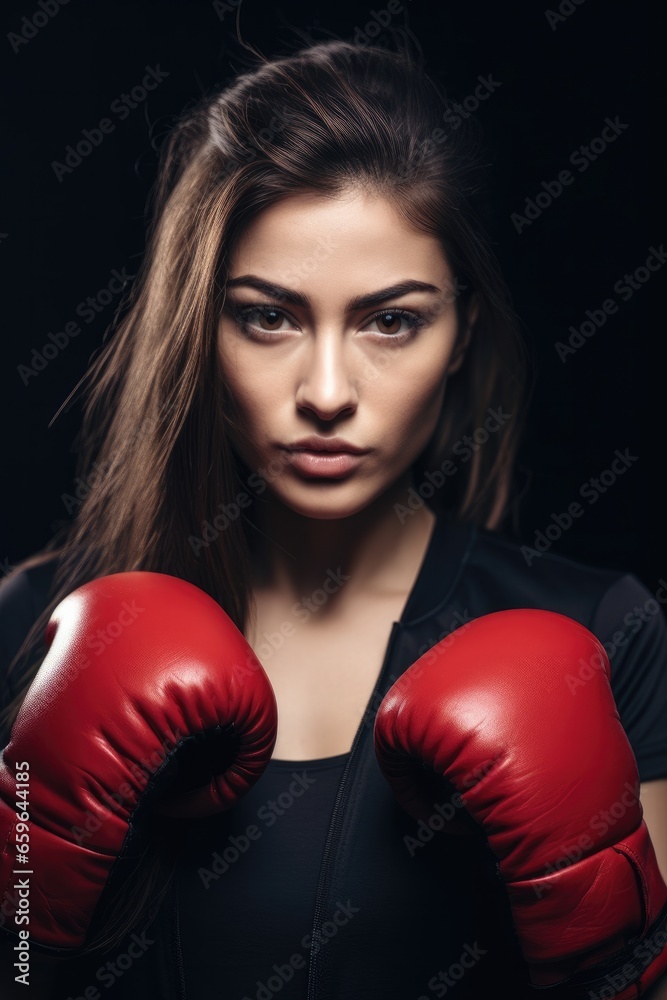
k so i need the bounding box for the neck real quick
[245,471,437,604]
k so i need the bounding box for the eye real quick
[230,305,297,339]
[251,307,290,331]
[362,309,427,342]
[226,303,427,343]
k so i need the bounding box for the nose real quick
[295,331,359,421]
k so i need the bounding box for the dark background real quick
[1,0,664,590]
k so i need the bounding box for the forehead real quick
[228,188,452,291]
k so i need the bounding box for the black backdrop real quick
[1,0,664,591]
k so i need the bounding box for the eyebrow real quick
[224,275,442,312]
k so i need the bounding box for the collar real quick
[398,511,477,628]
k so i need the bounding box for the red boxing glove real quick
[374,609,667,998]
[0,572,277,952]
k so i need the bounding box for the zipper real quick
[172,879,187,999]
[306,620,402,1000]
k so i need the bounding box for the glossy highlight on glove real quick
[0,571,278,950]
[374,609,667,993]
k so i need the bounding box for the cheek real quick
[219,343,276,430]
[375,354,449,446]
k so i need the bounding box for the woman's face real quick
[217,187,471,519]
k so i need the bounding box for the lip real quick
[281,449,365,479]
[284,436,368,454]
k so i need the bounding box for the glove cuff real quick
[527,897,667,998]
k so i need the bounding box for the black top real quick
[1,513,666,999]
[177,754,349,1000]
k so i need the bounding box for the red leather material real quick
[374,609,667,991]
[508,823,653,961]
[0,571,277,949]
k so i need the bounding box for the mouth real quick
[284,436,367,454]
[279,447,366,479]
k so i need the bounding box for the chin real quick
[270,483,385,521]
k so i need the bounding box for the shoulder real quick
[465,522,665,681]
[0,555,60,697]
[454,526,667,638]
[464,522,654,629]
[418,513,642,630]
[462,523,667,780]
[466,520,664,669]
[0,556,60,624]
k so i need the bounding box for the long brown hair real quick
[1,37,531,950]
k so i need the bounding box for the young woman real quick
[1,38,666,1000]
